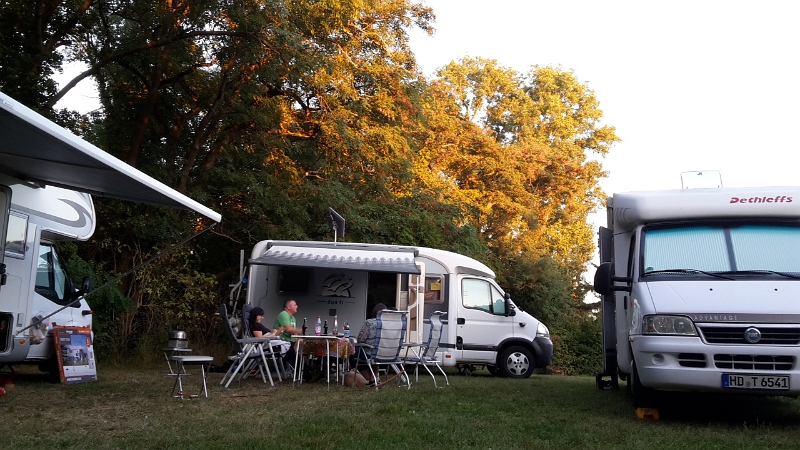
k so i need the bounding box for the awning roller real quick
[249,245,420,274]
[0,92,221,222]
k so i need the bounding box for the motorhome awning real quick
[0,92,221,222]
[250,245,421,274]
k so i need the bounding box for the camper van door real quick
[404,262,425,343]
[457,276,514,362]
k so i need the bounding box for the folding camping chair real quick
[241,304,290,380]
[403,311,449,387]
[219,305,281,388]
[353,310,411,390]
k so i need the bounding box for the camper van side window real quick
[35,244,70,305]
[462,278,490,312]
[491,285,506,315]
[462,278,506,314]
[5,212,27,258]
[424,276,444,304]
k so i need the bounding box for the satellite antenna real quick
[681,170,723,189]
[327,207,345,242]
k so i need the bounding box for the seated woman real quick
[248,307,283,338]
[249,307,292,376]
[352,303,387,384]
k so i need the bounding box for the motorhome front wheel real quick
[500,346,534,378]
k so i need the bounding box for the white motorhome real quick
[1,174,96,365]
[594,186,800,405]
[0,92,221,374]
[245,240,553,378]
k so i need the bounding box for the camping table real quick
[293,336,354,388]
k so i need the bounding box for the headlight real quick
[536,322,550,338]
[643,315,697,336]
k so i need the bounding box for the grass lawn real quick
[3,363,800,449]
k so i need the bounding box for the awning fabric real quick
[249,245,420,274]
[0,92,221,222]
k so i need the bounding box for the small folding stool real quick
[171,355,214,398]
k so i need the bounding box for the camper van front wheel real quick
[631,361,656,408]
[499,346,534,378]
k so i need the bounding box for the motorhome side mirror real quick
[80,276,92,296]
[506,300,517,317]
[593,261,632,295]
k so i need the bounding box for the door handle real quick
[457,318,465,325]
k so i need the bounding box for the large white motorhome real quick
[0,174,96,366]
[245,240,553,378]
[594,185,800,406]
[0,92,221,376]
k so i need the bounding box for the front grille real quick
[713,354,793,371]
[698,326,800,345]
[678,353,706,368]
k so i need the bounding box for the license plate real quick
[722,374,789,390]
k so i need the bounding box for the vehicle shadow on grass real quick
[1,366,60,386]
[637,390,800,425]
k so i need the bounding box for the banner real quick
[53,326,97,384]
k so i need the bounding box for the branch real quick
[47,29,256,109]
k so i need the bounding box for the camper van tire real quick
[631,361,656,408]
[499,346,535,378]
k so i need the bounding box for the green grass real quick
[4,364,800,449]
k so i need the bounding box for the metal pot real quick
[168,330,188,348]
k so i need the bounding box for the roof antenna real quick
[327,207,345,243]
[681,170,723,189]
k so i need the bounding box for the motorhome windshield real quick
[642,223,800,277]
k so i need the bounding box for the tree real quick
[429,58,619,283]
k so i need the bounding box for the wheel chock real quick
[636,407,659,420]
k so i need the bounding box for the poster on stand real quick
[53,326,97,384]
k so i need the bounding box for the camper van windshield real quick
[642,223,800,276]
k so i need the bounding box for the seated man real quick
[273,299,303,368]
[352,303,387,384]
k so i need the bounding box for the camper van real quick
[0,174,95,366]
[0,92,221,376]
[245,240,553,378]
[594,186,800,406]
